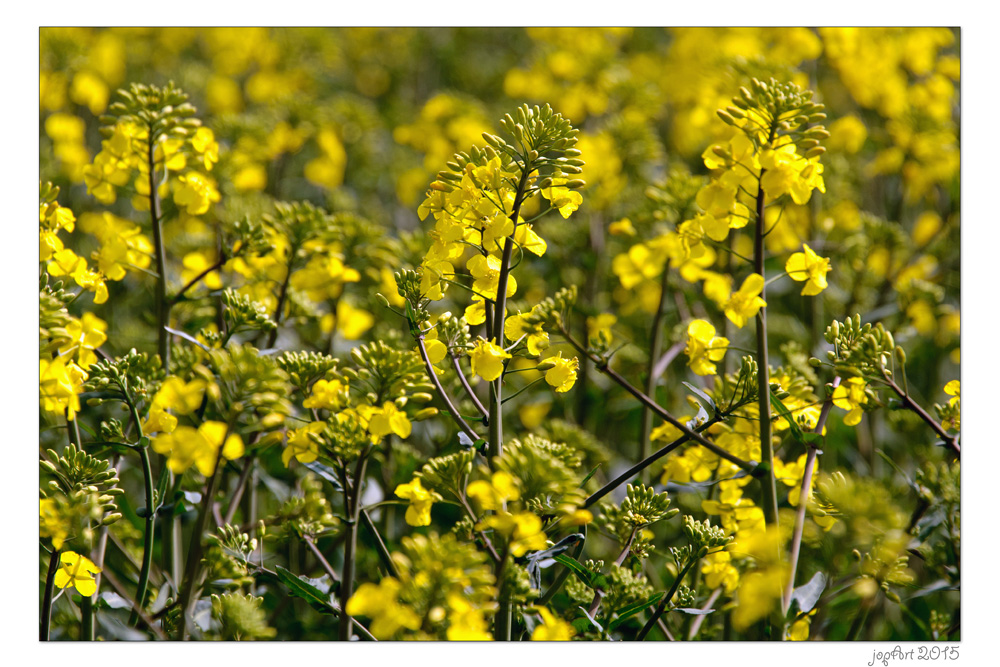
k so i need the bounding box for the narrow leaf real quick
[608,593,663,630]
[790,571,827,614]
[274,565,337,615]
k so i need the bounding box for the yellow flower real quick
[530,606,575,640]
[152,422,244,476]
[540,180,583,218]
[467,253,516,301]
[785,243,831,296]
[469,339,511,382]
[543,353,579,392]
[368,402,413,439]
[59,312,107,370]
[684,319,729,376]
[446,594,493,641]
[832,377,868,426]
[467,471,520,511]
[944,380,960,405]
[152,377,207,415]
[505,312,549,357]
[395,478,441,527]
[173,172,220,215]
[479,511,547,556]
[54,551,102,597]
[282,422,325,466]
[39,356,87,420]
[141,406,178,436]
[302,378,349,411]
[345,577,421,639]
[701,550,739,593]
[723,273,767,328]
[40,499,69,551]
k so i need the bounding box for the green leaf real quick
[554,554,602,589]
[274,565,338,615]
[608,593,663,631]
[579,464,602,488]
[682,382,717,413]
[790,571,826,615]
[769,389,806,444]
[672,607,715,615]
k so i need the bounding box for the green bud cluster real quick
[915,460,960,507]
[84,349,165,407]
[598,563,655,618]
[495,435,584,514]
[208,343,293,421]
[644,167,708,225]
[210,593,276,641]
[39,273,74,355]
[224,215,273,260]
[416,449,476,500]
[268,473,340,541]
[718,77,827,156]
[104,81,201,144]
[600,484,678,545]
[348,340,434,407]
[41,443,124,523]
[220,288,276,339]
[822,315,897,378]
[264,200,333,253]
[682,516,732,558]
[276,350,341,394]
[525,285,578,332]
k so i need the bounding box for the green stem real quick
[783,377,840,615]
[639,264,671,485]
[415,334,481,444]
[147,126,170,371]
[40,548,60,641]
[637,557,696,640]
[488,163,532,461]
[753,170,780,534]
[360,509,399,578]
[339,451,370,641]
[125,399,156,628]
[558,322,755,474]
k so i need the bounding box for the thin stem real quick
[637,557,696,640]
[558,322,755,475]
[783,377,841,615]
[753,164,780,534]
[882,370,960,456]
[584,412,729,508]
[223,454,257,526]
[360,509,400,578]
[688,587,723,640]
[586,529,636,618]
[125,398,156,628]
[450,354,488,418]
[171,256,226,304]
[40,548,60,641]
[177,419,235,636]
[147,128,170,370]
[339,451,370,641]
[639,264,672,485]
[415,334,481,444]
[266,249,296,348]
[302,534,340,583]
[488,162,532,460]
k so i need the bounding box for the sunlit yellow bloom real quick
[785,243,831,296]
[395,477,441,526]
[543,353,578,392]
[505,313,549,356]
[467,253,516,301]
[39,356,87,420]
[446,594,492,640]
[530,606,575,640]
[685,319,729,376]
[467,471,520,511]
[141,406,177,436]
[282,421,326,466]
[152,422,244,476]
[302,378,350,411]
[59,312,107,369]
[368,402,413,439]
[153,376,207,415]
[832,377,868,426]
[479,511,547,556]
[722,273,767,328]
[54,551,102,597]
[469,339,511,382]
[173,172,220,215]
[346,577,421,639]
[39,498,69,551]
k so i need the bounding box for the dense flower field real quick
[38,27,960,642]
